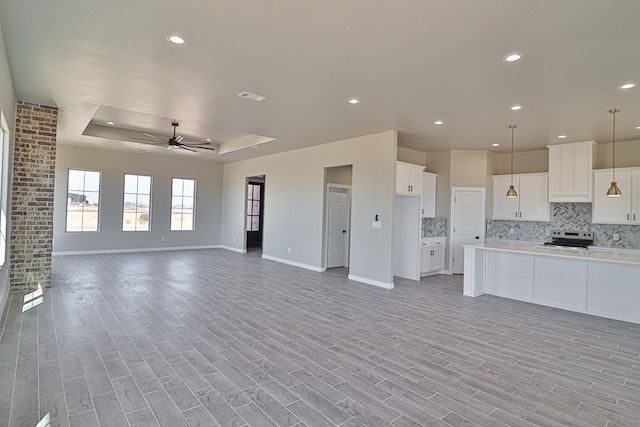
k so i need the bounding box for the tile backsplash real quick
[487,203,640,249]
[422,217,447,237]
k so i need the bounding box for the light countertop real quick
[464,240,640,265]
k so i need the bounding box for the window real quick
[123,174,152,231]
[0,111,9,266]
[246,183,261,231]
[66,169,101,232]
[171,178,195,231]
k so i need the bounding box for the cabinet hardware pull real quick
[628,213,630,221]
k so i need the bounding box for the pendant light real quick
[506,124,518,198]
[606,108,622,197]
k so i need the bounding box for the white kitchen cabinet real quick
[492,173,549,221]
[396,162,424,195]
[420,237,445,275]
[547,141,596,202]
[592,168,640,224]
[421,172,436,217]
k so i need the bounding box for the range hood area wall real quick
[486,203,640,249]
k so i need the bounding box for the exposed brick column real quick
[9,101,58,291]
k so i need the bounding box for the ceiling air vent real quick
[238,91,266,102]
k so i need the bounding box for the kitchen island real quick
[464,241,640,325]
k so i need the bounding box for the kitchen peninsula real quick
[463,241,640,325]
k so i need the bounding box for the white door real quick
[326,186,350,268]
[451,188,485,274]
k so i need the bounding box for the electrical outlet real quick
[613,233,619,241]
[233,237,236,242]
[509,227,515,234]
[161,236,165,242]
[288,247,291,253]
[545,230,550,236]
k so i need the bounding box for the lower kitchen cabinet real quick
[420,237,445,276]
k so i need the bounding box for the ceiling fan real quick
[129,121,215,153]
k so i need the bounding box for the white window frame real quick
[0,111,9,267]
[122,173,152,232]
[170,177,196,231]
[65,169,101,232]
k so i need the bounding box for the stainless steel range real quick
[543,230,593,249]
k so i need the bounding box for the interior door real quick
[246,180,264,248]
[451,188,485,274]
[326,186,350,268]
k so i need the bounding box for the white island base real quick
[464,242,640,325]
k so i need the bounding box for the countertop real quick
[464,240,640,265]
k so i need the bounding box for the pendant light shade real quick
[506,124,518,198]
[607,108,622,197]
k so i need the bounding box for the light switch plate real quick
[372,221,382,229]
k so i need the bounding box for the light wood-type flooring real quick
[1,249,639,426]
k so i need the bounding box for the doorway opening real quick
[246,175,265,255]
[324,165,352,271]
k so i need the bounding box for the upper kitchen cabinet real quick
[492,173,550,221]
[592,168,640,224]
[547,141,596,202]
[396,162,423,195]
[421,172,437,217]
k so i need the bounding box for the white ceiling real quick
[1,0,639,162]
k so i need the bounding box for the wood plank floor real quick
[1,248,640,426]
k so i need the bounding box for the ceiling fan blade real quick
[176,144,197,153]
[176,135,185,143]
[128,137,167,144]
[180,141,212,146]
[143,133,166,141]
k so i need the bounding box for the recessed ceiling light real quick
[510,105,523,111]
[504,53,522,62]
[636,125,640,130]
[205,138,212,142]
[434,120,443,125]
[557,135,567,139]
[106,121,115,125]
[167,34,187,45]
[491,143,500,147]
[348,98,360,104]
[619,82,636,90]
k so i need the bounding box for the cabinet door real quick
[421,173,436,217]
[430,247,445,271]
[492,175,518,219]
[396,163,412,194]
[420,248,430,274]
[409,167,423,195]
[592,170,632,224]
[519,174,549,221]
[548,142,593,202]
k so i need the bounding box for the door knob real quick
[475,236,480,239]
[342,230,346,233]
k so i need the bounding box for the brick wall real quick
[10,101,58,291]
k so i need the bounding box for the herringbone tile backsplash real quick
[422,217,447,237]
[487,203,640,249]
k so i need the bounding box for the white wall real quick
[326,165,353,185]
[397,146,426,166]
[53,145,223,253]
[0,25,15,317]
[221,131,398,287]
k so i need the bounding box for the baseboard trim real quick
[220,246,247,254]
[261,255,323,272]
[348,274,394,289]
[53,245,222,256]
